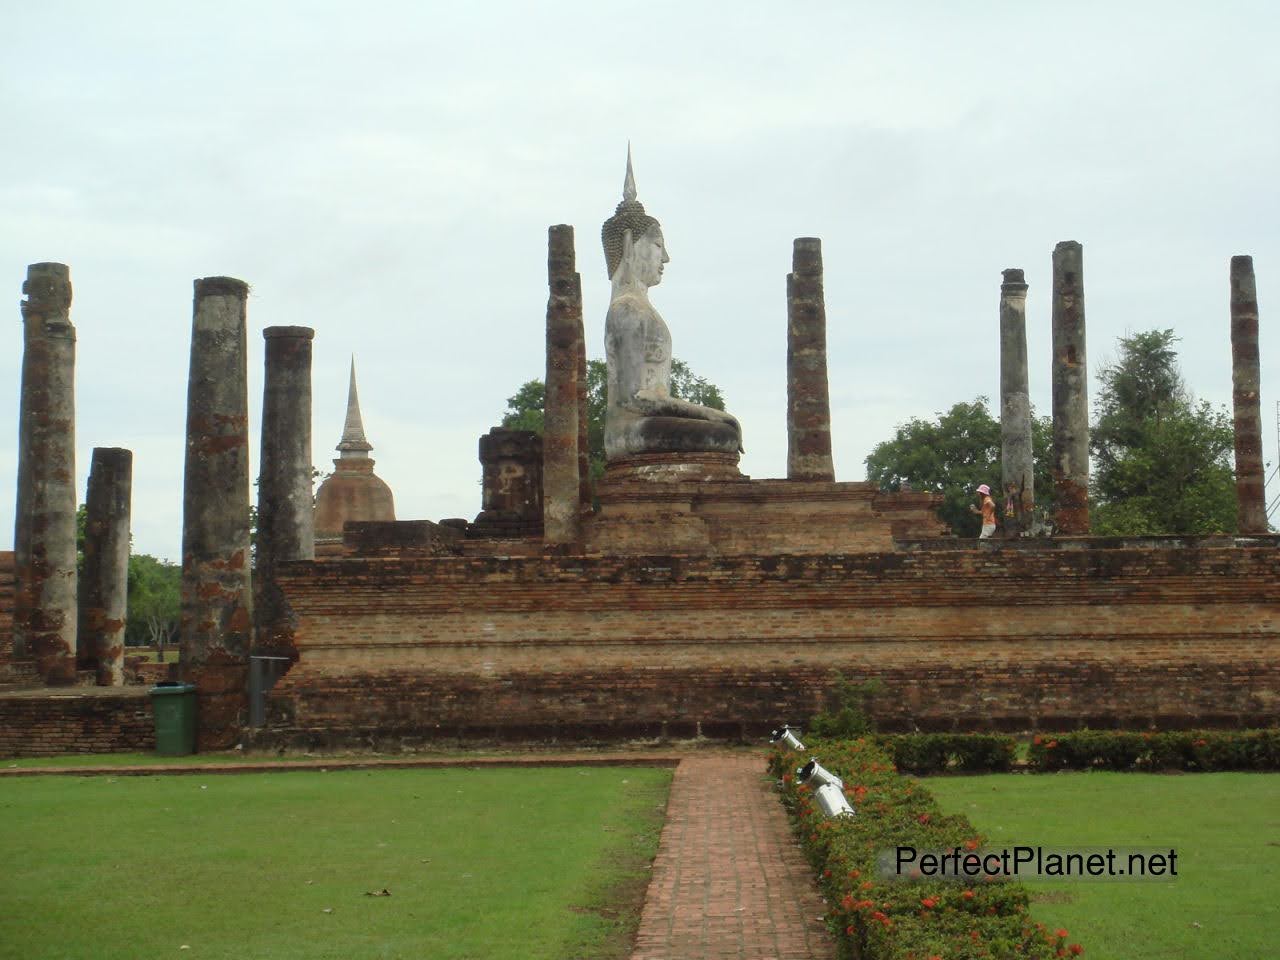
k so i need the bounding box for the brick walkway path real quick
[631,755,836,960]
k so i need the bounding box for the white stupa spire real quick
[336,356,373,456]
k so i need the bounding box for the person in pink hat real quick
[970,484,997,539]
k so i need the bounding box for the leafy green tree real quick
[864,397,1054,536]
[1090,329,1236,535]
[501,358,727,487]
[125,554,181,651]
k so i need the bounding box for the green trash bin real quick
[150,682,198,756]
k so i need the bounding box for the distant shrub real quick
[808,674,884,739]
[880,733,1017,774]
[1026,729,1280,772]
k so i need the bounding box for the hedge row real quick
[877,734,1017,775]
[1027,729,1280,772]
[770,737,1083,960]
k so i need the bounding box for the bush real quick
[879,734,1018,775]
[1026,729,1280,772]
[770,737,1082,959]
[808,675,884,739]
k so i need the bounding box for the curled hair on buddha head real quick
[601,145,661,280]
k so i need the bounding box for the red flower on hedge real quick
[917,813,931,824]
[962,889,975,899]
[1070,945,1084,955]
[1033,735,1042,745]
[1056,928,1069,939]
[920,897,938,909]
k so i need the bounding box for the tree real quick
[1090,329,1236,535]
[501,358,727,486]
[125,554,181,652]
[864,397,1054,537]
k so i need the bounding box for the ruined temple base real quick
[585,453,944,556]
[255,539,1280,749]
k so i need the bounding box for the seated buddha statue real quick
[601,152,743,461]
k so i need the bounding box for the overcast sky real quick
[3,1,1277,558]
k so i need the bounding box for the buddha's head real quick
[601,147,668,286]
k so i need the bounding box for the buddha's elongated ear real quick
[612,228,636,285]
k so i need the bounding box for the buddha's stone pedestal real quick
[584,453,943,556]
[604,452,744,484]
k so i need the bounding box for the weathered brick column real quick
[180,276,252,749]
[1051,241,1089,534]
[999,269,1034,535]
[255,326,315,658]
[16,263,78,684]
[786,237,835,481]
[1230,255,1266,533]
[576,322,591,511]
[79,447,132,685]
[543,224,583,546]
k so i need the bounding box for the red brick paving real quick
[631,754,836,960]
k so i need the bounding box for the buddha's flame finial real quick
[623,142,637,203]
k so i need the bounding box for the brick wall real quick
[262,541,1280,747]
[0,689,154,757]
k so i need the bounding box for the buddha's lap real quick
[627,415,740,454]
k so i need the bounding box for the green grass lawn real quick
[0,766,672,960]
[925,772,1280,960]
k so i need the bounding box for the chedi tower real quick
[313,359,395,546]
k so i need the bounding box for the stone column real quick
[16,263,78,684]
[576,326,591,511]
[1051,241,1090,534]
[255,326,315,658]
[180,276,253,749]
[1230,256,1267,533]
[999,269,1034,535]
[543,224,583,546]
[786,238,836,481]
[12,269,40,661]
[79,448,131,686]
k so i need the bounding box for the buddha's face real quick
[633,228,670,287]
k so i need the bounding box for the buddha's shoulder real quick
[606,294,661,328]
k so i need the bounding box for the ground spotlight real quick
[796,758,844,791]
[813,782,856,818]
[770,725,805,751]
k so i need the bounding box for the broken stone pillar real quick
[543,224,583,546]
[255,326,315,658]
[16,263,78,684]
[576,324,591,511]
[472,428,544,537]
[999,269,1034,535]
[786,238,836,481]
[1230,256,1267,534]
[79,448,131,686]
[1051,241,1090,534]
[180,276,252,749]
